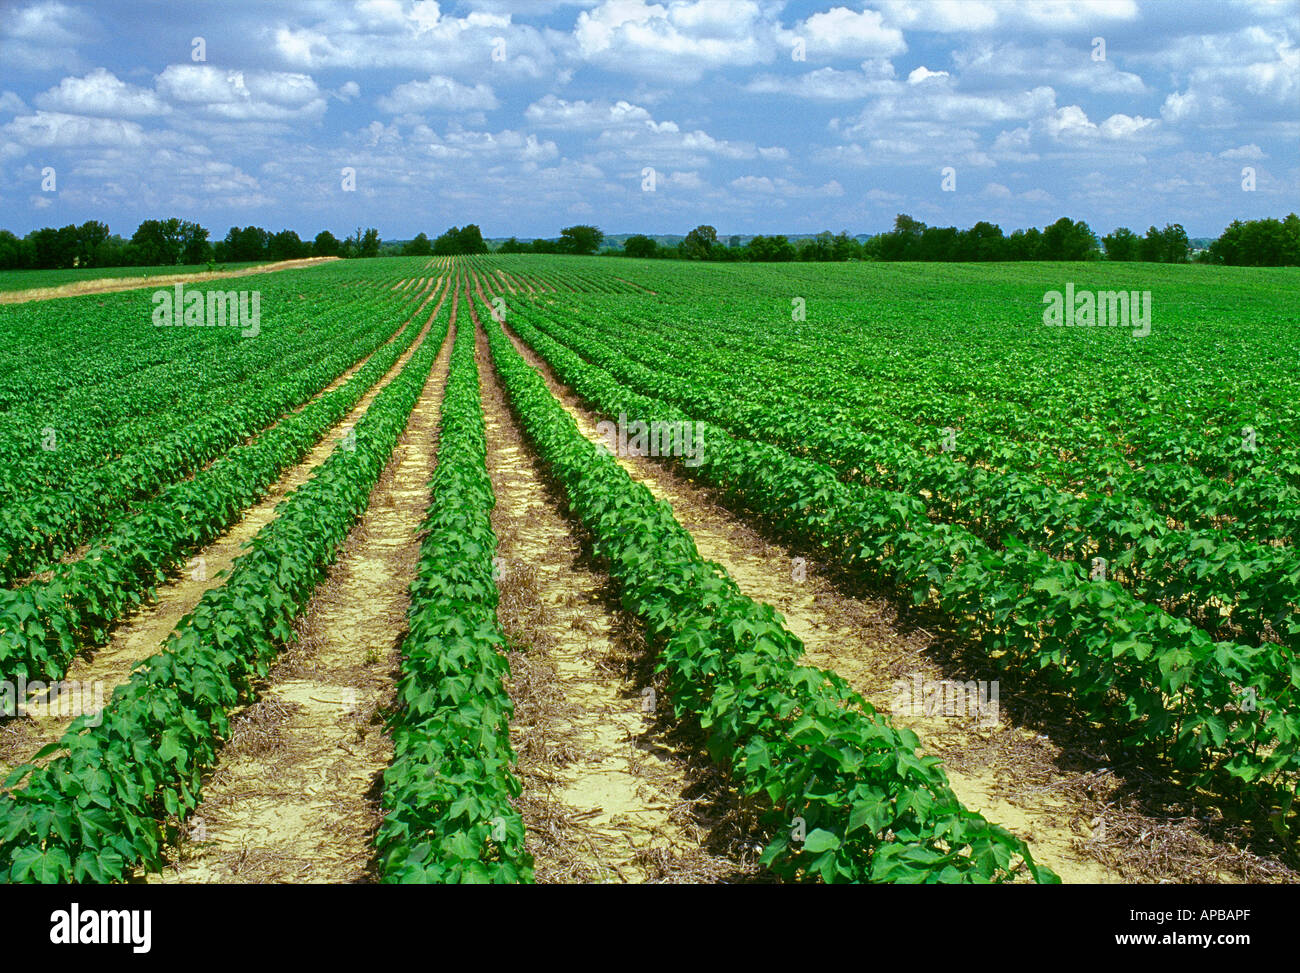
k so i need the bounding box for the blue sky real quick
[0,0,1296,240]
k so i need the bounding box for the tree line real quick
[398,224,490,256]
[612,214,1298,266]
[3,213,1296,271]
[496,225,605,256]
[0,219,383,270]
[392,223,601,256]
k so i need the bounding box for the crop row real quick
[498,305,1299,812]
[0,275,426,503]
[479,296,1053,883]
[513,300,1300,653]
[0,299,450,882]
[552,291,1300,550]
[0,300,431,686]
[376,309,533,884]
[0,305,411,586]
[0,287,439,694]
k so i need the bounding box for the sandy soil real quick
[0,256,341,305]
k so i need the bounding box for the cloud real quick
[591,122,764,166]
[878,0,1138,34]
[271,0,557,78]
[745,60,897,99]
[377,75,499,113]
[951,40,1147,94]
[991,125,1038,161]
[1099,112,1157,138]
[1019,187,1055,203]
[1045,105,1156,140]
[665,169,704,189]
[0,92,28,115]
[1,111,147,151]
[729,175,844,197]
[526,94,777,168]
[795,7,906,59]
[907,66,949,84]
[573,0,787,80]
[35,68,168,117]
[820,124,995,169]
[1218,143,1265,160]
[525,94,654,129]
[1153,26,1299,125]
[836,83,1057,139]
[730,174,775,192]
[415,126,560,164]
[154,65,327,121]
[0,1,98,72]
[0,0,1293,239]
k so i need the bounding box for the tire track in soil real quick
[0,279,451,782]
[148,284,459,884]
[489,301,1295,886]
[472,293,755,885]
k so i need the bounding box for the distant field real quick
[0,261,272,292]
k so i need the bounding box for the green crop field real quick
[0,254,1297,888]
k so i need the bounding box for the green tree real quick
[682,224,717,260]
[0,229,24,270]
[1139,224,1188,263]
[456,224,488,254]
[1041,217,1098,260]
[961,222,1005,261]
[1102,226,1139,261]
[432,225,488,255]
[623,234,657,258]
[1161,223,1189,263]
[267,229,306,261]
[221,225,270,262]
[313,230,341,257]
[76,221,110,266]
[179,221,211,264]
[559,224,604,255]
[832,231,863,261]
[403,232,433,256]
[879,214,926,260]
[131,218,187,265]
[746,234,796,261]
